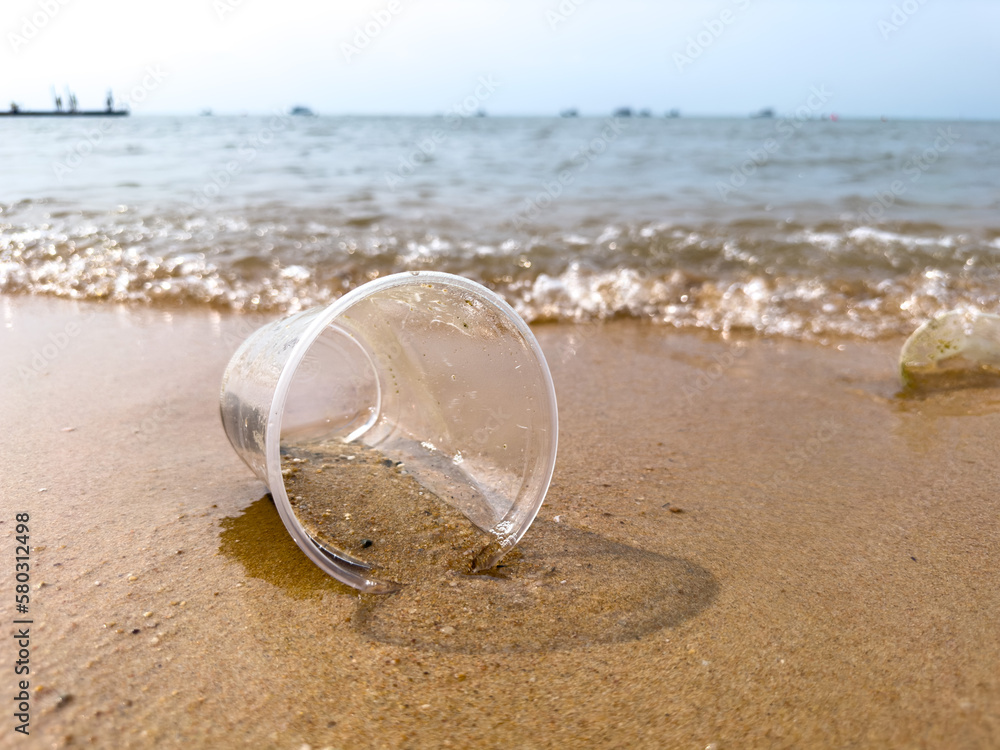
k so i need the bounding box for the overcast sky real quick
[3,0,997,118]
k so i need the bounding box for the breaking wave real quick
[2,201,999,340]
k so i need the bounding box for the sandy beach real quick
[3,295,998,749]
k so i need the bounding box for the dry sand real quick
[2,295,998,749]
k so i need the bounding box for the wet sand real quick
[281,441,491,587]
[2,295,998,749]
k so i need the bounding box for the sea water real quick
[2,115,999,339]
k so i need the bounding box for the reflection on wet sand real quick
[220,501,718,654]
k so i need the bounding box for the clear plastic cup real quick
[900,308,1000,389]
[220,271,559,593]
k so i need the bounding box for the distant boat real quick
[666,109,681,118]
[474,109,487,117]
[1,88,128,117]
[200,108,213,117]
[0,108,128,117]
[560,108,579,118]
[289,106,315,116]
[613,107,633,118]
[750,107,775,119]
[638,109,652,118]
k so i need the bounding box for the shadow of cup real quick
[353,520,718,654]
